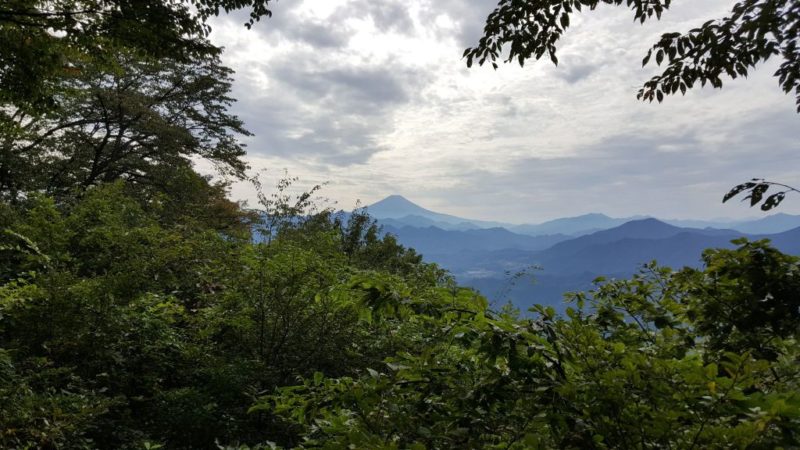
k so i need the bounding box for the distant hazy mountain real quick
[537,218,681,257]
[421,220,742,279]
[363,196,800,311]
[367,196,651,235]
[367,195,448,219]
[731,213,800,235]
[662,218,739,229]
[367,196,800,236]
[760,226,800,254]
[382,225,569,255]
[366,195,508,230]
[480,227,797,310]
[509,213,648,237]
[537,233,745,276]
[377,215,481,231]
[665,213,800,235]
[537,218,741,259]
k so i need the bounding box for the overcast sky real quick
[205,0,800,224]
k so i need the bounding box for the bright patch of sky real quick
[205,0,800,223]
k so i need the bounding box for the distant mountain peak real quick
[383,194,410,201]
[368,195,433,219]
[624,217,672,226]
[374,195,417,207]
[365,195,510,229]
[612,218,679,233]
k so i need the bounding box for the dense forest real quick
[1,1,799,449]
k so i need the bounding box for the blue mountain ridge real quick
[364,196,800,311]
[366,195,800,236]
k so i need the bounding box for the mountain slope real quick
[665,213,800,234]
[382,225,569,255]
[758,226,800,254]
[509,213,646,236]
[538,218,683,257]
[368,195,446,219]
[368,195,800,236]
[367,195,508,229]
[377,215,481,231]
[734,214,800,235]
[536,232,745,275]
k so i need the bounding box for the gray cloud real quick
[227,53,429,166]
[441,108,800,220]
[422,0,502,47]
[555,61,603,84]
[231,87,387,166]
[288,22,351,48]
[270,64,415,110]
[211,0,800,221]
[237,0,416,50]
[350,0,415,34]
[211,1,434,167]
[221,2,352,49]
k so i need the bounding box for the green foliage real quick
[0,348,115,449]
[2,3,799,446]
[2,176,799,449]
[466,0,800,111]
[261,241,800,449]
[0,0,274,109]
[334,207,430,279]
[0,181,446,448]
[1,0,267,205]
[1,50,249,201]
[2,182,799,449]
[679,240,800,360]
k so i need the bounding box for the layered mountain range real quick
[364,195,800,310]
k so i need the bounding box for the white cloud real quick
[206,0,800,223]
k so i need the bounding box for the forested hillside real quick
[2,1,800,449]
